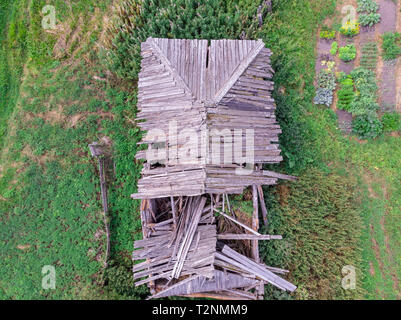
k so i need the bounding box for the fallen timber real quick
[131,38,297,299]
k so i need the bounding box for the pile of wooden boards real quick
[131,38,297,299]
[133,193,296,300]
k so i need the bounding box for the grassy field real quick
[0,0,400,300]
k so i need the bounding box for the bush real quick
[352,112,383,139]
[351,67,377,97]
[381,112,401,132]
[348,67,379,116]
[382,32,401,61]
[340,20,360,36]
[357,0,379,13]
[330,41,338,55]
[348,96,379,116]
[358,13,381,27]
[339,44,356,61]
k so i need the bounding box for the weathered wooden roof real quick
[132,38,289,199]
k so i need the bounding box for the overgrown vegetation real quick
[262,169,362,300]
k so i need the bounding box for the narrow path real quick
[396,0,401,112]
[378,0,398,111]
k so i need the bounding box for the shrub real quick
[381,112,401,132]
[351,67,377,96]
[337,76,355,111]
[381,32,401,61]
[330,41,338,55]
[340,20,360,36]
[339,44,356,61]
[320,30,336,40]
[352,112,383,139]
[313,88,333,107]
[358,13,381,27]
[357,0,379,14]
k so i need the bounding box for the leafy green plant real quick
[330,41,338,55]
[381,112,401,132]
[348,95,379,116]
[337,76,355,111]
[320,30,336,40]
[358,13,381,27]
[357,0,379,13]
[340,20,360,36]
[348,67,379,116]
[314,69,336,107]
[317,69,336,91]
[381,32,401,61]
[339,44,357,62]
[352,112,383,139]
[313,88,333,107]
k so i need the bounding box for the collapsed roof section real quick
[132,38,290,200]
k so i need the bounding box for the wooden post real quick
[257,185,268,226]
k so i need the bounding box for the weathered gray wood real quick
[217,234,282,240]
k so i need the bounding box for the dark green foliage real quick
[348,67,379,116]
[104,0,259,80]
[352,113,383,139]
[381,112,401,132]
[337,76,355,111]
[261,169,362,299]
[104,261,149,299]
[381,32,401,61]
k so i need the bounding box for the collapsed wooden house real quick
[131,38,297,300]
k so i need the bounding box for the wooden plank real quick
[257,185,268,226]
[214,208,260,236]
[217,234,282,240]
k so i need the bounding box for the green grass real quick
[0,0,147,299]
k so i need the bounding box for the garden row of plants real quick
[315,63,400,139]
[320,0,381,41]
